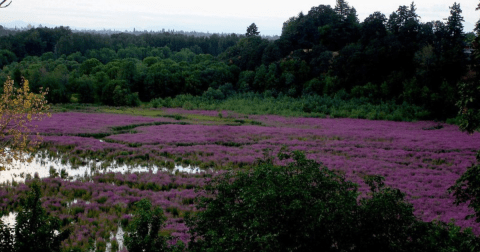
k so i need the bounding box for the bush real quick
[0,222,14,252]
[147,92,431,121]
[124,198,184,252]
[0,181,70,252]
[186,151,480,252]
[449,151,480,222]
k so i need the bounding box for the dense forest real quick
[0,1,477,120]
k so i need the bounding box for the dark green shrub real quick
[186,151,480,252]
[449,151,480,222]
[60,168,68,179]
[95,238,106,252]
[124,198,180,252]
[0,181,70,252]
[96,196,108,204]
[166,207,180,218]
[111,237,119,252]
[0,222,14,252]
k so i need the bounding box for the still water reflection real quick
[0,150,205,184]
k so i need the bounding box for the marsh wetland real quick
[1,106,480,251]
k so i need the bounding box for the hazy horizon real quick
[0,0,478,35]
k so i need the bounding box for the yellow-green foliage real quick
[0,77,51,169]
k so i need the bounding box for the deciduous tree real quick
[448,0,480,224]
[187,151,480,251]
[0,77,50,170]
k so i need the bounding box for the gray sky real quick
[0,0,478,35]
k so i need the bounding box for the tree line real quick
[0,25,240,61]
[223,1,471,119]
[0,1,476,120]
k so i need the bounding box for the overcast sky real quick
[0,0,478,35]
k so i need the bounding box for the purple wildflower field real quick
[2,109,480,249]
[33,112,177,134]
[0,171,206,250]
[104,116,480,230]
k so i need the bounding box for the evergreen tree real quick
[388,2,419,34]
[345,7,359,24]
[476,2,480,35]
[447,2,464,38]
[387,12,400,33]
[407,2,420,23]
[442,2,466,85]
[334,0,351,19]
[246,23,260,37]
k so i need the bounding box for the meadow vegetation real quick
[1,0,480,251]
[0,105,478,251]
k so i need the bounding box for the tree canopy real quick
[0,2,474,121]
[187,151,480,251]
[447,0,480,224]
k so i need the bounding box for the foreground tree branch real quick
[0,0,12,8]
[0,77,50,170]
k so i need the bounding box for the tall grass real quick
[148,92,431,122]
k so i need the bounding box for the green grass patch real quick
[145,93,434,122]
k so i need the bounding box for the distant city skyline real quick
[0,0,478,35]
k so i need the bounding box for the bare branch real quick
[0,0,12,8]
